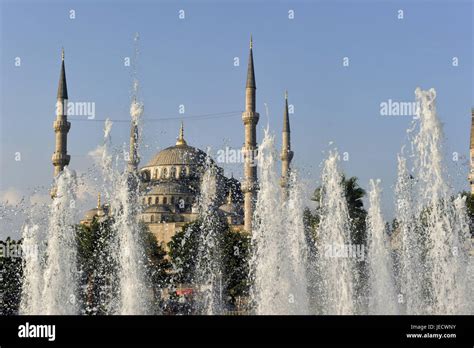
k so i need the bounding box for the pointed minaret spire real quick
[242,35,260,232]
[176,121,187,146]
[57,48,68,100]
[227,188,233,205]
[246,35,256,89]
[280,90,294,194]
[97,192,101,209]
[51,48,71,196]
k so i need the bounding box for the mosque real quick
[53,37,294,247]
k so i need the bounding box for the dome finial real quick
[176,121,187,146]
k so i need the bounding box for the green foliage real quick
[75,218,170,314]
[221,230,251,303]
[139,221,171,308]
[168,220,250,308]
[460,191,474,236]
[168,221,201,285]
[307,175,367,245]
[76,218,118,314]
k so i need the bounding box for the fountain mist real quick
[397,88,471,314]
[194,161,223,314]
[366,179,397,314]
[41,168,79,314]
[315,150,354,314]
[251,129,309,315]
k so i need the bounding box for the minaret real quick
[280,91,294,195]
[51,48,71,190]
[128,98,140,172]
[242,35,260,232]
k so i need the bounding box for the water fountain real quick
[16,83,472,316]
[366,179,397,314]
[314,150,355,315]
[251,129,309,315]
[396,88,471,314]
[22,167,80,315]
[194,160,223,314]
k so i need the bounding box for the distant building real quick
[137,123,244,248]
[65,37,294,247]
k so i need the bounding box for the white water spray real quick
[195,161,222,314]
[315,150,354,314]
[251,129,309,314]
[41,167,79,314]
[19,224,42,314]
[396,88,471,314]
[366,179,397,314]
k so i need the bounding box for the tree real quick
[76,218,118,315]
[306,175,367,246]
[460,191,474,236]
[168,219,250,311]
[75,218,170,314]
[305,176,368,309]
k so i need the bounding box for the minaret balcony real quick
[53,120,71,132]
[242,111,260,125]
[52,152,70,165]
[241,180,259,193]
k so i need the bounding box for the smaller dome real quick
[219,190,242,216]
[83,208,100,220]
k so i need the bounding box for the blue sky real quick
[0,0,473,236]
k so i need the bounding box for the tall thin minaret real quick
[51,48,71,182]
[242,35,260,232]
[128,98,140,172]
[280,91,293,195]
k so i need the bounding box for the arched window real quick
[153,169,158,179]
[170,167,177,178]
[162,168,168,178]
[148,197,152,205]
[163,197,168,204]
[155,197,159,205]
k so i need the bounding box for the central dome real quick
[143,122,213,168]
[146,143,208,167]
